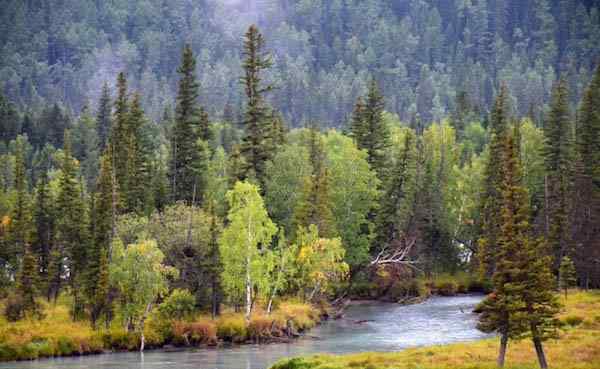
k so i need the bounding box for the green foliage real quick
[157,289,196,322]
[559,256,577,299]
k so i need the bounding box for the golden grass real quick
[271,290,600,369]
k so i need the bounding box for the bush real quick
[217,315,247,343]
[3,294,44,322]
[157,289,196,321]
[172,320,217,346]
[388,279,428,301]
[435,281,458,296]
[101,328,140,351]
[248,316,278,342]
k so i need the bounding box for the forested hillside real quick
[1,0,599,127]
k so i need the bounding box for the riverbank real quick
[270,290,600,369]
[0,296,324,362]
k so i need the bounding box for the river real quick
[0,295,490,369]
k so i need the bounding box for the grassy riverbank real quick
[271,290,600,369]
[0,295,322,361]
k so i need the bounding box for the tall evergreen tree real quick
[31,148,54,289]
[239,25,276,188]
[375,130,417,251]
[55,130,88,319]
[86,153,115,328]
[350,80,390,182]
[478,84,510,277]
[8,135,31,276]
[16,244,41,319]
[110,72,130,200]
[125,93,152,214]
[168,45,207,205]
[96,82,112,150]
[543,78,574,273]
[292,127,337,239]
[574,65,600,288]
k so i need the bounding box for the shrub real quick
[173,320,217,346]
[157,289,196,321]
[217,315,247,343]
[388,279,428,301]
[101,328,140,351]
[3,294,25,322]
[435,281,458,296]
[248,316,277,342]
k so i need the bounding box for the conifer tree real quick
[8,135,32,276]
[543,78,574,272]
[55,130,89,319]
[559,255,577,299]
[125,93,152,214]
[292,128,337,239]
[478,126,559,369]
[478,85,510,277]
[31,151,54,288]
[110,72,130,199]
[239,25,276,188]
[375,130,417,250]
[96,82,112,150]
[16,244,41,319]
[574,65,600,288]
[169,45,207,205]
[86,153,115,327]
[350,80,390,182]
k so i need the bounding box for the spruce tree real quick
[110,72,130,199]
[55,130,89,319]
[574,64,600,288]
[8,135,32,276]
[292,127,337,239]
[31,152,54,290]
[239,25,276,188]
[16,244,41,319]
[375,130,417,251]
[478,84,510,277]
[558,256,577,299]
[86,153,115,327]
[350,80,390,182]
[168,45,207,205]
[96,82,112,150]
[543,78,574,273]
[478,126,559,369]
[125,93,152,214]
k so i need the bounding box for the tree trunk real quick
[245,254,252,324]
[139,302,153,352]
[211,277,220,319]
[497,331,508,368]
[532,332,548,369]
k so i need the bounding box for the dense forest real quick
[0,1,600,367]
[1,0,600,126]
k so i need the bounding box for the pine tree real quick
[31,151,54,290]
[96,82,112,150]
[110,72,130,200]
[86,153,116,327]
[16,244,41,319]
[8,135,32,277]
[559,256,577,299]
[239,25,276,188]
[292,128,337,239]
[478,84,510,277]
[168,45,207,205]
[350,80,390,182]
[543,78,574,274]
[478,126,559,369]
[55,130,89,319]
[375,130,417,251]
[125,93,152,214]
[574,65,600,288]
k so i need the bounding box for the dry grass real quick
[271,290,600,369]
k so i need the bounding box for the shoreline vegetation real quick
[270,290,600,369]
[0,273,486,363]
[0,296,325,362]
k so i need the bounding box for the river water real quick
[1,295,490,369]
